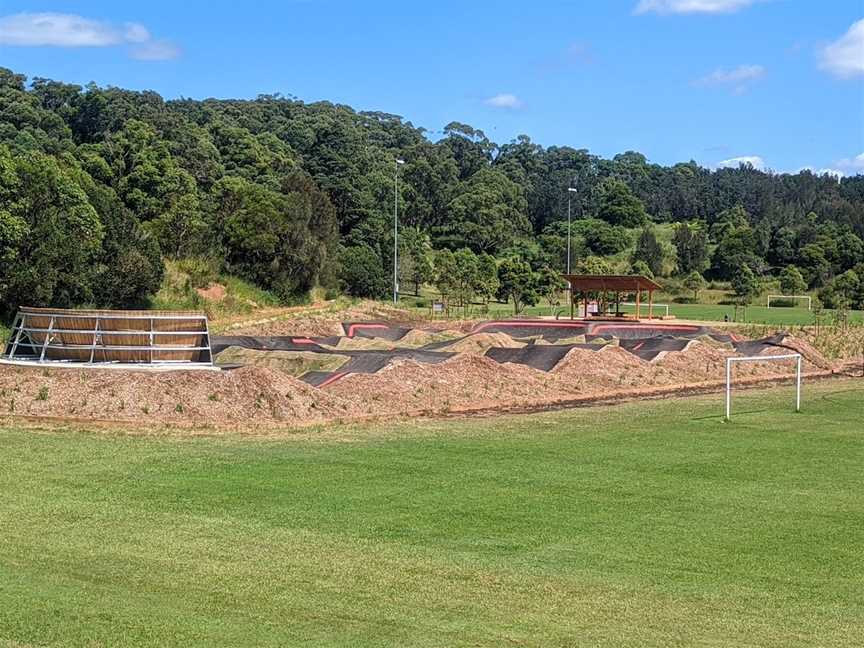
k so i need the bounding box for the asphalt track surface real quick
[211,319,791,386]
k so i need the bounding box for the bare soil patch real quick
[196,283,227,301]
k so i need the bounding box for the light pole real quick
[394,158,405,304]
[567,187,578,275]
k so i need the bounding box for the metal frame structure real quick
[767,295,812,310]
[2,308,213,368]
[725,353,802,420]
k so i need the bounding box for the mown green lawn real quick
[401,293,863,326]
[1,383,862,647]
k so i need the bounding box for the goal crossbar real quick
[725,353,802,420]
[767,295,812,310]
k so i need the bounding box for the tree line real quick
[1,66,863,319]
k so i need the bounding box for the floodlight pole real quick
[394,158,405,304]
[567,187,578,275]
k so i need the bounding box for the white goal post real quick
[725,354,802,420]
[767,295,812,310]
[617,302,671,317]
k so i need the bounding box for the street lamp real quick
[567,187,578,275]
[394,158,405,304]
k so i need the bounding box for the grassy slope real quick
[0,382,862,647]
[150,260,283,318]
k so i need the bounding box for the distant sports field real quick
[405,297,864,327]
[1,382,862,647]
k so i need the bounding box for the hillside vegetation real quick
[1,66,864,320]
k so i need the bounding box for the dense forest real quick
[2,66,864,319]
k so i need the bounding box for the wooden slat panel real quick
[13,307,209,364]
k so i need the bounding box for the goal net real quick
[766,295,812,310]
[725,354,802,420]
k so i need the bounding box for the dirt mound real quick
[652,342,735,382]
[438,332,526,354]
[396,328,462,347]
[767,334,834,370]
[534,334,588,345]
[552,346,653,390]
[327,353,554,415]
[0,364,357,429]
[228,300,421,338]
[324,337,397,351]
[653,338,819,383]
[214,347,348,375]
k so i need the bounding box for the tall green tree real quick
[632,226,664,277]
[439,167,530,254]
[673,221,708,274]
[683,270,707,301]
[452,248,480,308]
[339,245,388,298]
[398,226,433,295]
[597,177,648,228]
[475,253,500,305]
[731,264,760,306]
[0,149,103,315]
[497,257,538,314]
[779,265,807,296]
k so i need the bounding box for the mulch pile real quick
[228,301,424,338]
[326,334,834,417]
[0,364,357,429]
[0,322,839,429]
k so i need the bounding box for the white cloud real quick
[484,93,523,109]
[836,153,864,172]
[694,64,765,93]
[123,23,150,44]
[798,166,845,179]
[0,12,179,60]
[131,40,181,61]
[634,0,759,15]
[819,18,864,79]
[0,12,123,46]
[718,155,765,169]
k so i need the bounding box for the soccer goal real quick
[725,353,802,420]
[617,302,671,317]
[766,295,812,310]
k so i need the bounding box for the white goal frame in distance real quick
[725,354,802,420]
[767,295,812,310]
[618,302,671,317]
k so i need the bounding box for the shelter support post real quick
[635,290,641,320]
[649,289,654,319]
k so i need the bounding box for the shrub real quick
[175,257,220,288]
[339,245,388,299]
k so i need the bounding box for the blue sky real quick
[1,0,862,175]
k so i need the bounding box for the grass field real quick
[401,293,864,326]
[1,382,862,646]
